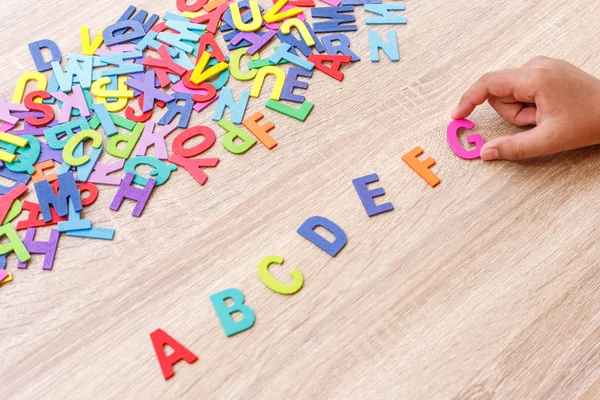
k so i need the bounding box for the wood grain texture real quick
[1,0,600,399]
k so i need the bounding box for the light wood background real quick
[2,0,600,399]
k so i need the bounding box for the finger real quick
[488,96,537,126]
[480,123,559,161]
[523,55,552,67]
[487,96,525,125]
[451,69,533,120]
[514,106,537,127]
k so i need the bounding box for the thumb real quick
[480,124,558,161]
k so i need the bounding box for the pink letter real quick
[446,119,484,160]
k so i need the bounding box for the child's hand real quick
[451,56,600,161]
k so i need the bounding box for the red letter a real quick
[150,328,198,380]
[307,54,352,82]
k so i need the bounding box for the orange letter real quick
[401,146,440,187]
[242,112,276,149]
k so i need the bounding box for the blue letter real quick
[352,173,394,217]
[0,169,31,195]
[297,216,347,257]
[212,87,250,125]
[34,172,82,222]
[103,20,146,46]
[28,40,62,72]
[368,30,399,62]
[210,288,256,337]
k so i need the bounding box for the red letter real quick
[24,91,54,126]
[307,54,351,82]
[150,328,198,380]
[168,126,219,185]
[190,2,229,34]
[198,33,226,62]
[177,0,207,12]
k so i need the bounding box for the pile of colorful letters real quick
[0,0,406,285]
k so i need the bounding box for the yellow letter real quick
[63,129,102,166]
[281,18,315,47]
[12,72,48,104]
[0,131,28,163]
[230,0,262,32]
[80,26,104,56]
[250,66,285,100]
[257,255,303,295]
[229,47,259,81]
[190,52,229,84]
[264,0,302,24]
[92,77,134,113]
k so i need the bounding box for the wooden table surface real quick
[2,0,600,399]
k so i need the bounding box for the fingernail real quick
[481,147,500,161]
